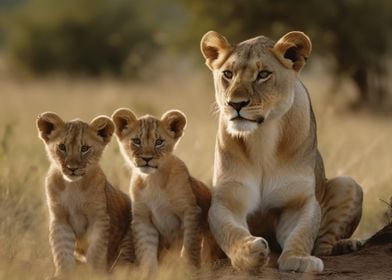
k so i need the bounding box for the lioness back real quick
[37,112,133,277]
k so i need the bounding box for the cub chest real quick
[141,187,182,244]
[59,186,92,238]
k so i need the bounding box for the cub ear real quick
[90,116,114,144]
[111,108,138,139]
[36,112,64,142]
[200,31,232,70]
[161,110,187,140]
[272,31,312,72]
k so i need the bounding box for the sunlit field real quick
[0,60,391,279]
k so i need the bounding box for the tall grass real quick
[0,62,391,278]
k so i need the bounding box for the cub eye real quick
[80,145,90,154]
[155,139,164,147]
[131,138,141,146]
[257,70,272,81]
[58,143,66,152]
[223,70,233,80]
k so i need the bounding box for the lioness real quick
[200,31,363,272]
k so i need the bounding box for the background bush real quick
[4,0,160,76]
[1,0,391,108]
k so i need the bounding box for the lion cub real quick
[37,112,133,278]
[112,108,212,275]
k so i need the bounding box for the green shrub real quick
[6,0,159,76]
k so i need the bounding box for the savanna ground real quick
[0,58,391,279]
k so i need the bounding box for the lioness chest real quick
[243,168,314,243]
[245,165,314,213]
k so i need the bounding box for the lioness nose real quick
[142,157,153,163]
[228,100,250,112]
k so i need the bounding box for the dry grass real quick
[0,62,391,279]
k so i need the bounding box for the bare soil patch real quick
[205,223,392,280]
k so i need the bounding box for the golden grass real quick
[0,64,391,279]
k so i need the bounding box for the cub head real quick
[112,108,186,175]
[201,30,312,136]
[36,112,114,182]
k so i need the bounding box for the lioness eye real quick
[131,138,141,146]
[81,145,90,153]
[58,143,66,152]
[155,139,164,146]
[257,70,272,80]
[223,70,233,79]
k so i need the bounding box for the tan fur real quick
[37,112,134,278]
[200,31,363,273]
[112,108,216,277]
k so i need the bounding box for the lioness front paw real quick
[230,236,269,272]
[278,255,324,272]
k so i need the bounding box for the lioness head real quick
[37,112,114,182]
[112,108,186,175]
[201,31,311,135]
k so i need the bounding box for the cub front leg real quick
[209,181,269,272]
[86,212,111,271]
[276,197,323,273]
[181,206,203,268]
[132,213,159,278]
[49,220,76,277]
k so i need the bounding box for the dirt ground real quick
[205,223,392,280]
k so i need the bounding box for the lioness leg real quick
[276,198,324,272]
[209,183,269,272]
[313,176,363,256]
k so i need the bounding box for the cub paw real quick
[332,238,363,255]
[278,255,324,273]
[230,236,269,272]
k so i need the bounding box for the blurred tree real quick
[4,0,160,76]
[179,0,392,108]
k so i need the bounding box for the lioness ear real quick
[111,108,137,139]
[36,112,64,142]
[272,31,312,72]
[161,110,187,140]
[90,116,114,144]
[200,31,232,70]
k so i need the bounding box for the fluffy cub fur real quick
[112,108,213,276]
[37,112,133,278]
[200,31,363,273]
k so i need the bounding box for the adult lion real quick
[200,31,363,273]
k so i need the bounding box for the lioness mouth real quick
[139,164,157,169]
[231,116,264,124]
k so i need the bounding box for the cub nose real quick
[228,100,250,112]
[141,157,153,163]
[67,165,78,172]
